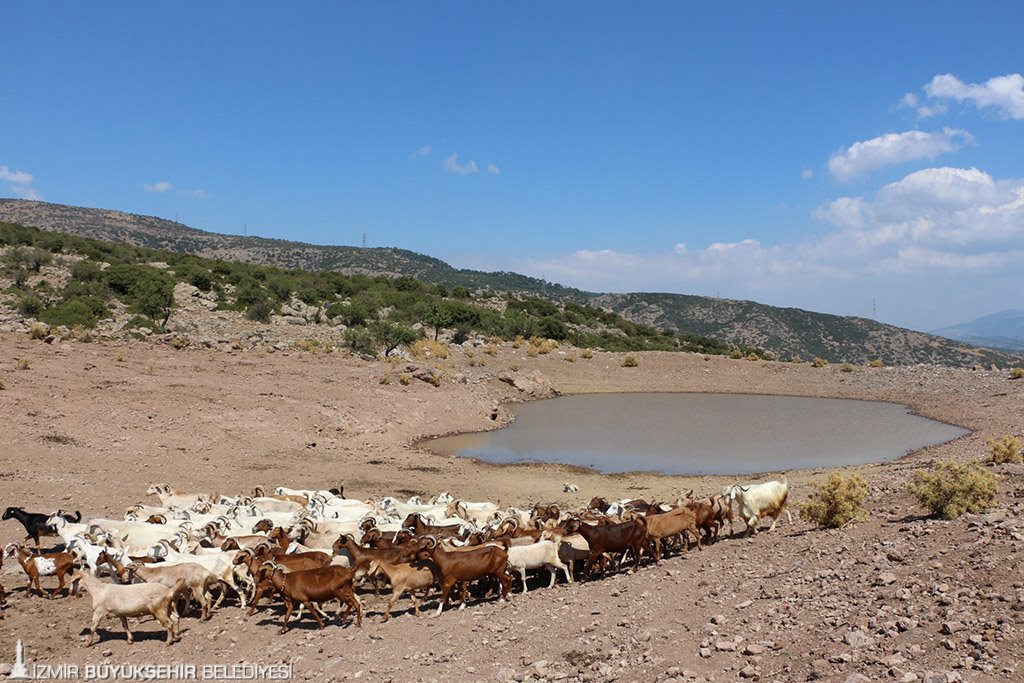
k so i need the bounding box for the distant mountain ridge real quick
[931,310,1024,352]
[1,198,1021,368]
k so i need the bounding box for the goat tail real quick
[70,510,82,523]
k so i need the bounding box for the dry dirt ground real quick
[0,331,1022,683]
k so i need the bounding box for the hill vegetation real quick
[1,199,1021,367]
[0,220,756,358]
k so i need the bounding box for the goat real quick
[563,483,580,493]
[255,562,362,633]
[505,537,572,592]
[66,536,127,579]
[146,483,209,509]
[723,478,792,535]
[564,517,647,575]
[643,504,702,560]
[72,571,182,646]
[414,537,512,615]
[3,507,80,547]
[125,562,222,621]
[366,557,436,622]
[684,495,732,543]
[332,534,417,581]
[4,543,78,598]
[240,548,332,615]
[446,500,500,527]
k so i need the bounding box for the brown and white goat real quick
[4,543,78,598]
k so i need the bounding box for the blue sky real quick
[2,2,1022,332]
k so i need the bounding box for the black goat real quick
[2,507,81,547]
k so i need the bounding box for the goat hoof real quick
[277,627,288,635]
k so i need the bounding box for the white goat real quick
[506,537,572,592]
[722,478,792,535]
[73,571,181,646]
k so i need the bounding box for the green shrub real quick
[266,275,296,303]
[840,363,855,373]
[452,324,472,346]
[868,359,884,368]
[799,473,868,528]
[234,278,266,307]
[17,293,44,317]
[188,270,213,291]
[345,326,376,357]
[245,299,273,323]
[370,320,419,356]
[910,460,999,519]
[40,296,109,329]
[123,315,157,331]
[70,259,102,282]
[811,357,828,368]
[622,354,639,367]
[987,435,1023,464]
[324,302,346,320]
[1009,368,1024,380]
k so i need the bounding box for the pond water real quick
[424,393,968,475]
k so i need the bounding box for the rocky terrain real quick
[0,321,1022,682]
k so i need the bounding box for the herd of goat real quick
[0,479,792,646]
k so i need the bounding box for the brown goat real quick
[684,496,729,543]
[564,517,647,575]
[238,548,332,616]
[256,563,362,633]
[414,537,512,615]
[367,557,436,622]
[643,505,702,560]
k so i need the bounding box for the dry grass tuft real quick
[799,473,868,528]
[910,460,998,519]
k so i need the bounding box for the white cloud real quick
[1,164,41,199]
[897,91,948,118]
[828,128,973,182]
[487,162,501,175]
[924,73,1024,120]
[508,165,1024,329]
[412,146,431,158]
[0,166,34,185]
[801,168,814,180]
[143,181,174,193]
[444,153,478,175]
[182,188,210,199]
[10,185,42,200]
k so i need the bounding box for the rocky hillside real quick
[2,198,1021,368]
[593,292,1021,368]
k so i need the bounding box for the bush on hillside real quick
[16,293,44,317]
[811,357,828,368]
[40,296,109,329]
[799,473,869,528]
[245,299,273,323]
[910,460,998,519]
[370,320,419,356]
[345,326,375,357]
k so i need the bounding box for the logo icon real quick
[9,639,30,679]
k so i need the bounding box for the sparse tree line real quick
[0,221,770,359]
